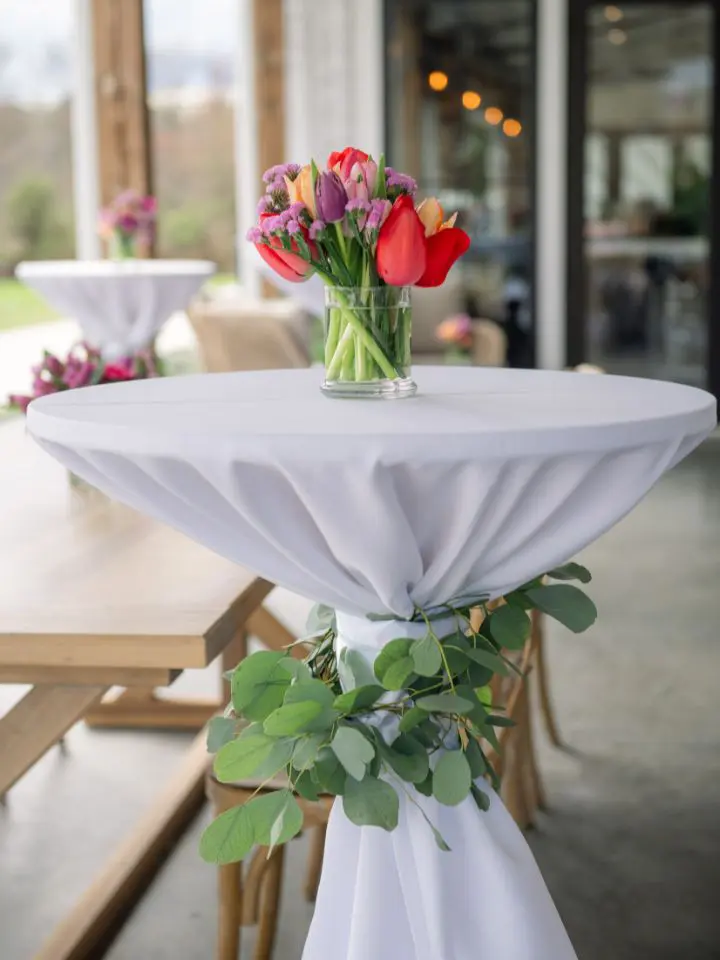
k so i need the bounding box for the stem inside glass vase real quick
[322,286,416,399]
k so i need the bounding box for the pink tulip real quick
[344,160,378,203]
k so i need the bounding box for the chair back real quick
[188,298,311,372]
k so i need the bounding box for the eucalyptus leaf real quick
[279,659,313,682]
[246,789,303,849]
[416,693,475,714]
[487,605,531,651]
[314,750,346,795]
[293,769,321,801]
[381,734,429,783]
[214,733,276,783]
[343,776,399,830]
[263,700,324,737]
[487,715,515,728]
[292,734,327,771]
[443,634,471,673]
[433,750,472,806]
[465,646,510,675]
[231,651,291,721]
[476,685,493,708]
[373,639,412,683]
[398,706,426,733]
[524,584,597,633]
[206,716,237,754]
[410,633,442,677]
[333,684,385,714]
[465,738,487,779]
[414,771,433,796]
[471,782,491,812]
[284,678,336,710]
[546,562,592,584]
[430,823,452,851]
[199,805,254,865]
[331,725,375,781]
[338,648,376,690]
[381,656,415,691]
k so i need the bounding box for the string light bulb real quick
[484,107,503,126]
[604,5,623,21]
[502,118,522,137]
[428,71,449,91]
[608,27,627,44]
[462,90,482,111]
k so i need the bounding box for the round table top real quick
[27,367,716,462]
[27,367,716,613]
[16,259,216,280]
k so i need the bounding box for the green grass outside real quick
[0,272,237,334]
[0,279,59,331]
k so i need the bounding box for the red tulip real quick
[254,213,315,283]
[416,227,471,287]
[327,146,370,181]
[256,241,313,283]
[376,195,427,286]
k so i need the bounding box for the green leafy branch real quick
[200,563,597,863]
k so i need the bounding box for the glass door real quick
[567,1,720,394]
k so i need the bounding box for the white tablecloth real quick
[27,367,716,959]
[16,259,216,356]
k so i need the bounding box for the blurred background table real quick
[15,259,216,357]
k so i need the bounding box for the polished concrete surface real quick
[1,446,719,959]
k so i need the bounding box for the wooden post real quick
[253,0,285,297]
[92,0,153,205]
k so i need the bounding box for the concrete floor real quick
[1,445,719,959]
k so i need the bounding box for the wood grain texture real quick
[33,727,210,960]
[0,685,108,795]
[92,0,153,205]
[0,420,273,669]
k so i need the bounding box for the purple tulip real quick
[315,172,347,223]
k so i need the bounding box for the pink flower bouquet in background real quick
[98,190,157,259]
[437,312,474,362]
[8,343,159,414]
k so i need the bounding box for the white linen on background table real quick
[16,259,215,355]
[26,367,716,959]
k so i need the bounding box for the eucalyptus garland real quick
[200,563,596,864]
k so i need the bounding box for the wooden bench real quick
[0,418,288,958]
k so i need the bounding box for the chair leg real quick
[217,863,243,960]
[523,688,547,812]
[304,824,327,902]
[533,612,563,748]
[254,846,286,960]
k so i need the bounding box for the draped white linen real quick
[27,367,715,959]
[16,259,215,356]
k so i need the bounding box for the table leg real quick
[0,684,108,797]
[33,726,209,960]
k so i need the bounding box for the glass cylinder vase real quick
[322,286,417,399]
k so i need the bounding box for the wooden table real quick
[0,418,283,958]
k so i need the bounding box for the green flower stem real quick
[325,307,341,368]
[324,298,400,381]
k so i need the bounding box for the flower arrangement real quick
[98,190,157,259]
[437,313,474,361]
[247,147,471,395]
[8,343,159,413]
[200,565,596,862]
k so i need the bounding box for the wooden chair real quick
[207,774,331,960]
[188,297,312,373]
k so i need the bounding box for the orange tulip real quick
[285,165,316,217]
